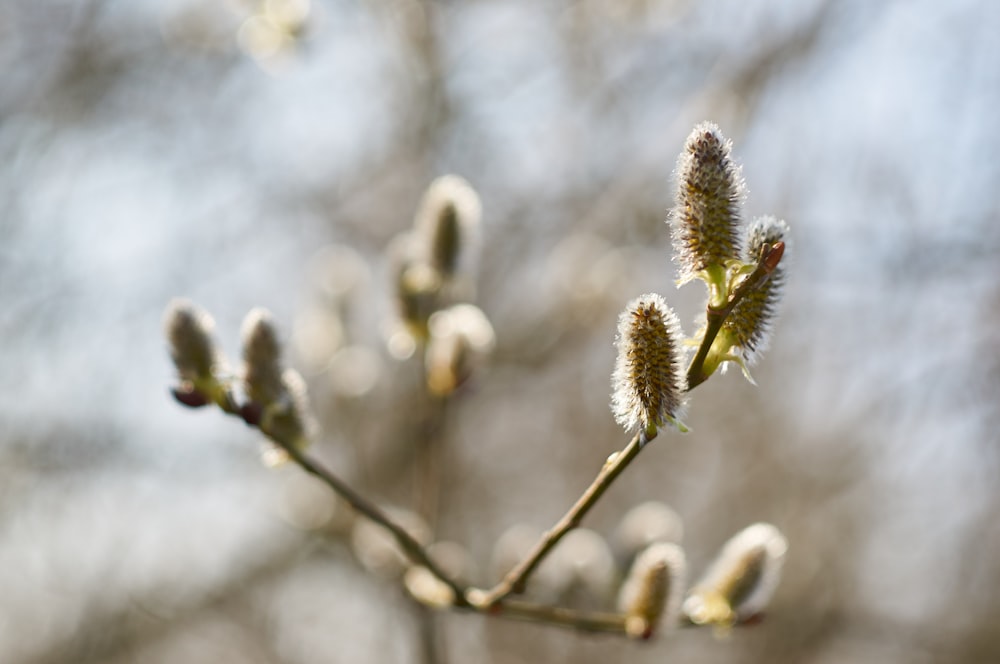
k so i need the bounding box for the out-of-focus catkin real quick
[164,298,218,379]
[683,522,788,628]
[241,307,285,406]
[415,175,482,280]
[425,303,496,396]
[240,307,315,458]
[163,298,228,408]
[618,542,686,639]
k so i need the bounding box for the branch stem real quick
[488,598,627,633]
[271,439,470,607]
[478,428,653,607]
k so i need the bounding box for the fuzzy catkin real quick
[618,542,686,638]
[723,216,789,364]
[684,522,788,625]
[241,307,285,406]
[268,368,316,443]
[415,175,482,279]
[611,294,687,432]
[164,298,219,382]
[670,122,745,283]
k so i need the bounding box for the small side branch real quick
[686,241,785,390]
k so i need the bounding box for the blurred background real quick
[2,0,999,662]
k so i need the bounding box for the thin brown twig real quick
[484,598,627,633]
[270,438,470,607]
[476,428,653,607]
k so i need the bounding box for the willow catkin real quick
[164,297,220,384]
[670,122,745,284]
[618,542,686,639]
[722,216,790,365]
[611,294,687,433]
[684,522,788,626]
[241,307,285,406]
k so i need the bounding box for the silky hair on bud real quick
[404,565,456,609]
[670,122,745,285]
[268,368,316,442]
[415,175,482,279]
[241,307,285,406]
[425,304,497,395]
[164,297,221,382]
[684,522,788,627]
[722,216,790,367]
[611,293,688,434]
[618,542,686,639]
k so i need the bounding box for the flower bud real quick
[389,232,442,343]
[241,307,285,406]
[240,308,315,459]
[257,368,316,465]
[163,298,228,407]
[618,542,686,639]
[404,541,474,609]
[683,522,788,628]
[415,175,482,280]
[404,565,455,609]
[722,216,789,366]
[425,303,496,396]
[670,122,745,288]
[611,294,688,434]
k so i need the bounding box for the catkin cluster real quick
[164,300,316,465]
[390,175,495,396]
[162,120,792,643]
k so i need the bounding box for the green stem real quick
[685,241,784,390]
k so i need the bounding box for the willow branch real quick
[477,428,653,607]
[486,598,627,633]
[267,435,470,607]
[477,598,706,633]
[686,241,785,390]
